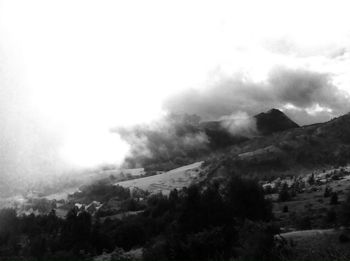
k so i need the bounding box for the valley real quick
[2,109,350,260]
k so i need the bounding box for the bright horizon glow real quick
[1,0,350,169]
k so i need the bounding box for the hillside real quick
[115,161,203,194]
[199,109,298,149]
[118,109,299,172]
[115,111,350,193]
[203,112,350,182]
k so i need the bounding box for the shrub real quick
[330,192,339,205]
[324,186,332,197]
[297,216,312,230]
[279,183,291,202]
[307,173,315,185]
[326,209,337,224]
[339,233,350,243]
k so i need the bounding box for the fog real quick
[165,67,350,125]
[1,0,350,191]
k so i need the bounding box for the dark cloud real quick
[269,68,349,111]
[116,114,209,169]
[164,67,350,125]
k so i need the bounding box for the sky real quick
[1,0,350,182]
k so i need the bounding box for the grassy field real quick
[272,167,350,230]
[278,228,350,261]
[115,161,203,195]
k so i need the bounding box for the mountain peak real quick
[254,109,299,135]
[267,108,284,114]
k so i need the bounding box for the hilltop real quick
[254,108,299,135]
[202,108,299,137]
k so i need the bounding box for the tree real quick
[30,235,47,258]
[143,175,274,261]
[169,188,179,203]
[238,221,276,261]
[297,216,311,230]
[324,186,332,197]
[279,183,291,202]
[0,209,19,255]
[225,176,273,222]
[330,192,339,205]
[308,173,315,185]
[340,191,350,226]
[326,209,337,224]
[61,208,92,253]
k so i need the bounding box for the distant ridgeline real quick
[118,109,299,171]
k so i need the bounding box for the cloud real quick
[164,67,350,125]
[116,114,209,169]
[219,112,258,137]
[0,69,68,195]
[263,37,349,59]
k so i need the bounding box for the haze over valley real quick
[2,1,350,260]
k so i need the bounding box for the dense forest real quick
[0,174,281,261]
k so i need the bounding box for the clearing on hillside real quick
[115,161,203,194]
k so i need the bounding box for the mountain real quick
[119,109,314,172]
[199,109,299,148]
[203,112,350,181]
[254,108,299,135]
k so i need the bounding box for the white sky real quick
[1,0,350,169]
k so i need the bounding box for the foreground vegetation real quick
[0,174,280,261]
[3,167,350,260]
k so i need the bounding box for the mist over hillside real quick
[3,1,350,260]
[113,66,350,172]
[116,108,301,170]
